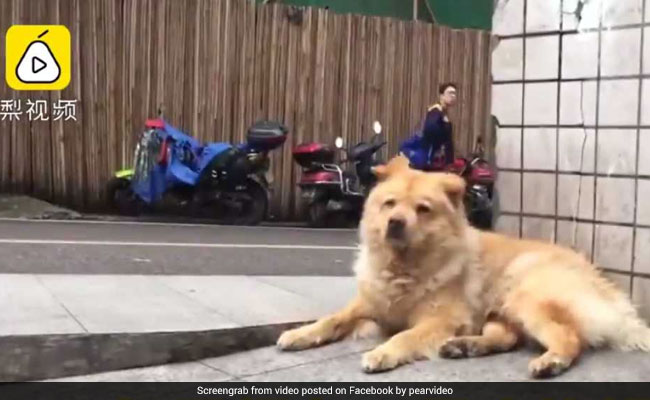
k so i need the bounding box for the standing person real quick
[399,82,458,170]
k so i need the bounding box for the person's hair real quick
[439,82,457,95]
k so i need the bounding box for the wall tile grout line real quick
[494,74,650,85]
[499,124,650,129]
[631,0,647,296]
[600,267,650,281]
[590,0,604,266]
[499,210,650,230]
[498,21,650,40]
[497,167,650,180]
[554,0,565,244]
[519,0,528,238]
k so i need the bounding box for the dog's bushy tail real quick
[603,292,650,351]
[613,314,650,352]
[588,272,650,352]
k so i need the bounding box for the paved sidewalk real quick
[0,274,356,335]
[50,338,650,382]
[0,195,80,220]
[5,272,650,382]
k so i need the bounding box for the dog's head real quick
[360,155,468,253]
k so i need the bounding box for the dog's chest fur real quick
[354,245,468,330]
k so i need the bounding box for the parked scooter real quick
[292,122,386,227]
[106,118,288,225]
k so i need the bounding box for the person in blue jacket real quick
[400,82,458,170]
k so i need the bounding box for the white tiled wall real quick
[595,177,635,223]
[492,0,650,315]
[596,130,638,174]
[524,83,558,125]
[562,33,599,79]
[598,79,639,125]
[523,128,556,170]
[492,39,524,81]
[522,173,556,215]
[642,80,650,125]
[525,36,560,79]
[557,128,596,172]
[492,84,523,125]
[496,171,522,212]
[636,228,650,274]
[600,29,641,76]
[557,175,595,219]
[526,0,561,32]
[633,278,650,320]
[559,81,597,125]
[495,128,522,169]
[594,224,634,271]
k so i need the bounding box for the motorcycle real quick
[292,121,386,228]
[400,138,497,230]
[106,118,288,225]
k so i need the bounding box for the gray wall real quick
[492,0,650,319]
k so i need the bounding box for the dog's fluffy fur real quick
[277,156,650,378]
[277,156,481,373]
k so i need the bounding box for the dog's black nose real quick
[387,218,406,238]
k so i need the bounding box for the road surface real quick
[0,219,359,276]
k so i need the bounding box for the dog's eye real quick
[383,199,396,209]
[416,204,431,214]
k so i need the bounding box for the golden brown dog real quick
[277,156,482,373]
[362,157,650,378]
[439,226,650,378]
[279,155,650,378]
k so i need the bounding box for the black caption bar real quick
[2,382,650,400]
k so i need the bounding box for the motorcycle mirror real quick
[335,137,344,149]
[372,121,382,135]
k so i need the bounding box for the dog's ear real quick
[372,155,410,181]
[440,173,466,210]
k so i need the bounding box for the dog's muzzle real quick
[386,218,406,241]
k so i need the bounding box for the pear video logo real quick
[5,25,71,91]
[16,30,61,84]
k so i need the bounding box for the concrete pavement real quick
[0,274,356,335]
[50,339,650,382]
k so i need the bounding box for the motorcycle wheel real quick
[106,177,141,216]
[465,186,495,230]
[470,208,494,230]
[307,201,328,228]
[229,180,269,226]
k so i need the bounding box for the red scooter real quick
[440,153,496,229]
[417,135,495,229]
[292,122,386,227]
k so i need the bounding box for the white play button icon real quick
[16,38,61,84]
[32,56,47,74]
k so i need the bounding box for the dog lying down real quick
[277,155,650,378]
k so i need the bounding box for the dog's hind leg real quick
[516,300,584,379]
[277,296,369,351]
[439,319,520,359]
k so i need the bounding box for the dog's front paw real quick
[439,338,469,359]
[361,347,400,373]
[439,337,485,359]
[276,325,324,351]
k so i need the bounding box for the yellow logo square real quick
[5,25,71,91]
